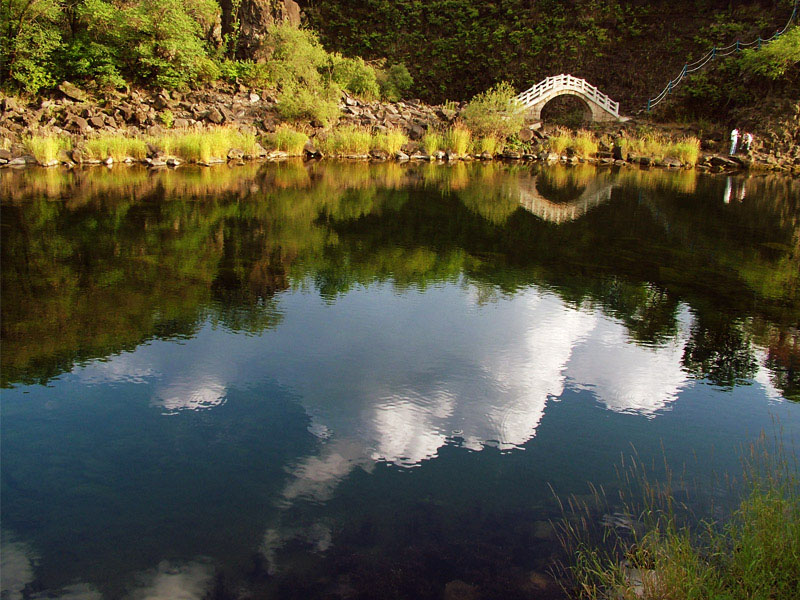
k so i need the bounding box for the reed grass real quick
[372,128,409,155]
[84,135,147,161]
[571,130,599,158]
[474,136,501,155]
[546,128,573,155]
[557,432,800,600]
[422,131,443,156]
[317,125,373,156]
[24,135,71,165]
[445,122,472,155]
[269,124,309,155]
[154,127,259,162]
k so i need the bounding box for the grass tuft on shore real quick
[85,135,147,161]
[269,124,309,155]
[317,125,373,156]
[422,131,443,156]
[558,432,800,600]
[24,135,71,165]
[154,127,259,162]
[372,128,409,155]
[445,122,472,155]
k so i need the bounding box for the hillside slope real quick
[301,0,795,112]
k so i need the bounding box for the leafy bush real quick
[257,23,329,89]
[462,81,524,139]
[741,25,800,80]
[277,81,342,126]
[377,63,414,101]
[328,54,380,100]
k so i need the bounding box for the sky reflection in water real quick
[1,162,798,599]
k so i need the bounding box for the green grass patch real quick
[268,124,309,155]
[474,136,501,155]
[24,135,71,165]
[445,122,471,155]
[571,130,599,158]
[558,433,800,600]
[84,135,147,161]
[546,128,572,155]
[317,125,373,156]
[153,127,259,162]
[422,131,443,156]
[372,128,408,155]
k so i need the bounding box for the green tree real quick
[0,0,63,93]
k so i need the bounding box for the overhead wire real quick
[644,0,798,112]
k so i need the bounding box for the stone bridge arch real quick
[516,74,621,123]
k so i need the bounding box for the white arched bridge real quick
[516,74,621,122]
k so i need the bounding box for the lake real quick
[1,161,799,599]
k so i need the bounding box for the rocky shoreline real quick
[1,84,798,175]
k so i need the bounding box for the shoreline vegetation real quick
[556,433,800,600]
[3,121,784,175]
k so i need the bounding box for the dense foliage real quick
[0,0,413,103]
[302,0,797,106]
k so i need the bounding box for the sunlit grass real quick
[571,130,599,158]
[84,135,147,161]
[153,127,259,162]
[372,127,408,155]
[445,122,471,155]
[546,128,572,155]
[557,432,800,600]
[474,136,501,155]
[317,125,373,156]
[422,131,443,156]
[268,124,309,155]
[24,135,72,165]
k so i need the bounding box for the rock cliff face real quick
[220,0,302,58]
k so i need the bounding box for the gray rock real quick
[173,118,191,129]
[89,116,105,129]
[67,116,90,133]
[58,81,87,102]
[227,147,244,160]
[0,148,11,161]
[206,107,224,124]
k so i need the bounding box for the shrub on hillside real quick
[277,82,341,126]
[0,0,62,93]
[462,81,524,139]
[378,63,414,101]
[327,54,381,100]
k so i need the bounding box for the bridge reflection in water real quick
[517,170,616,224]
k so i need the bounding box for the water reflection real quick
[2,162,799,597]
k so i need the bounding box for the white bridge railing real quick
[515,74,620,117]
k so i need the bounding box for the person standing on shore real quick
[743,132,753,153]
[730,128,740,155]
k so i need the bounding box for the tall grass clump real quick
[557,432,800,600]
[317,125,372,156]
[474,136,500,155]
[155,127,258,162]
[269,124,309,154]
[24,135,71,165]
[422,131,443,156]
[84,135,147,161]
[372,128,408,155]
[571,130,599,158]
[669,136,701,165]
[445,122,472,155]
[546,128,572,155]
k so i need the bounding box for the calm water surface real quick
[1,162,799,599]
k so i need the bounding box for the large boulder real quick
[222,1,302,59]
